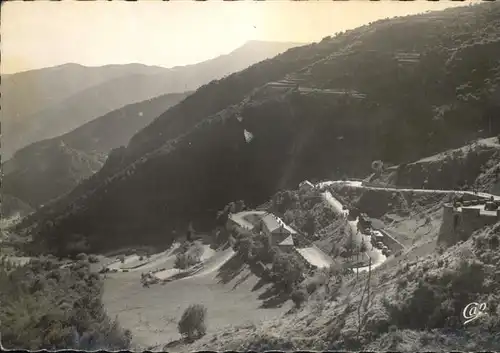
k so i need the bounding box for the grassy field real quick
[102,253,292,349]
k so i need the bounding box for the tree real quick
[371,160,384,174]
[303,213,316,236]
[237,237,254,260]
[178,304,207,341]
[174,251,200,269]
[235,200,246,212]
[343,228,356,260]
[291,289,308,308]
[75,253,87,261]
[271,253,305,292]
[215,210,229,227]
[253,219,265,235]
[360,241,368,254]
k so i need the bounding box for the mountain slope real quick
[2,41,302,159]
[1,63,166,122]
[2,194,35,218]
[3,92,190,209]
[1,64,170,159]
[20,3,500,255]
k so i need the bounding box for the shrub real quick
[174,242,203,269]
[305,271,329,294]
[174,253,199,269]
[118,255,125,263]
[364,307,390,335]
[489,234,499,249]
[178,304,207,341]
[271,252,305,292]
[0,258,131,350]
[291,289,308,308]
[75,253,87,261]
[88,254,99,263]
[306,280,320,294]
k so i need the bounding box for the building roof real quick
[279,235,295,246]
[295,247,333,268]
[261,213,298,235]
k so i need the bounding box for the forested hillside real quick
[19,3,500,255]
[3,92,189,210]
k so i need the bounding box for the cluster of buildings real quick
[228,210,334,269]
[230,212,300,251]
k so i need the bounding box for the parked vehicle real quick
[485,201,498,211]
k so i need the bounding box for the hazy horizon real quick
[1,40,309,76]
[2,0,479,75]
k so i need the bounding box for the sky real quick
[2,0,477,74]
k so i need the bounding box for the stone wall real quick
[378,229,405,253]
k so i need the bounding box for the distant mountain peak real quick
[237,39,307,50]
[242,39,306,45]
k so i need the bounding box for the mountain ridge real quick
[2,40,303,159]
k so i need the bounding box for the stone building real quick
[438,202,500,246]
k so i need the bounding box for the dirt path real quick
[228,211,267,230]
[189,247,236,278]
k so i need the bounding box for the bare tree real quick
[357,257,372,337]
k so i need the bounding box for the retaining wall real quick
[378,229,405,253]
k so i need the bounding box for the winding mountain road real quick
[318,180,500,201]
[228,179,500,274]
[316,179,500,272]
